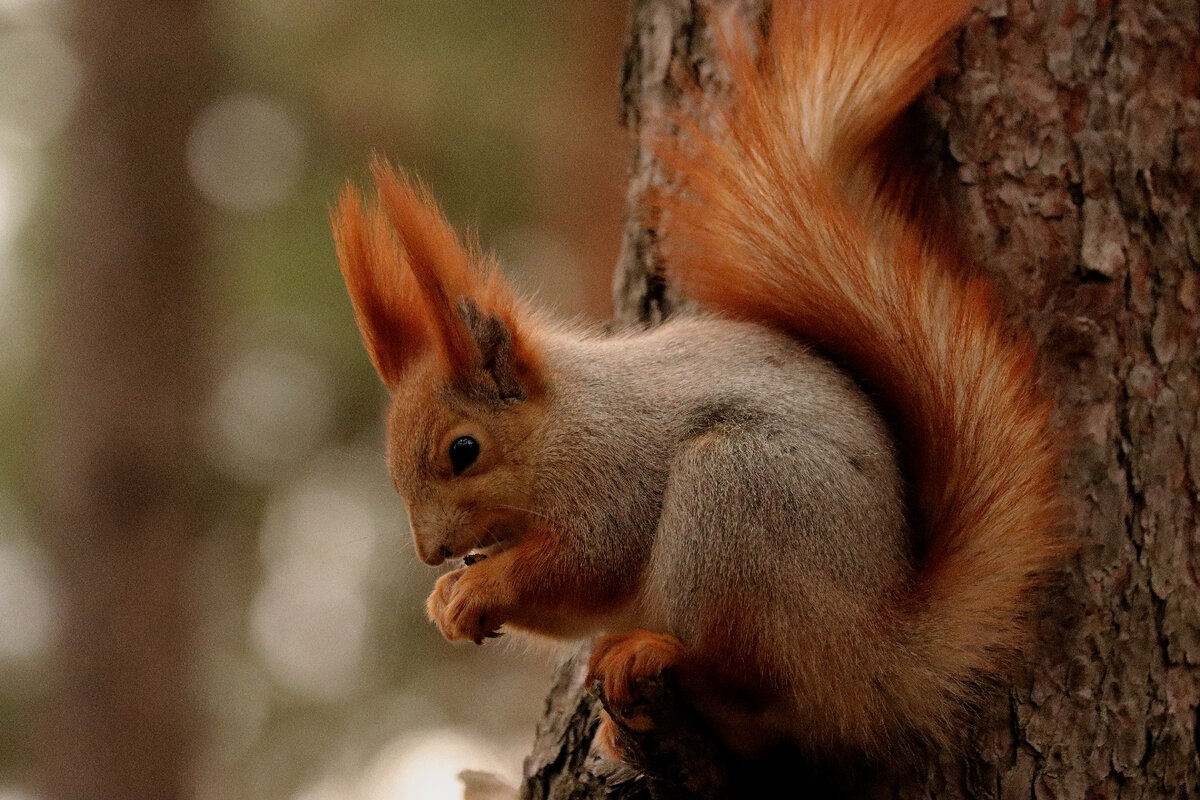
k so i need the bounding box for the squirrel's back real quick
[536,317,914,753]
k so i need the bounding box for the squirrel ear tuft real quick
[333,158,543,392]
[331,182,431,388]
[369,158,477,376]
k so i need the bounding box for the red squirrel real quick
[330,0,1064,759]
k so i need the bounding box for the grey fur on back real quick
[532,315,911,693]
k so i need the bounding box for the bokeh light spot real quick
[206,346,334,484]
[363,730,516,800]
[249,565,368,701]
[187,93,306,211]
[0,538,55,663]
[0,27,79,146]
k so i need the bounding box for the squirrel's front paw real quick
[426,566,509,644]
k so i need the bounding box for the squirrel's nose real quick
[415,536,454,566]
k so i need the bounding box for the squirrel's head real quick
[332,159,545,566]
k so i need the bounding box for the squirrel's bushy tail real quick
[656,0,1064,741]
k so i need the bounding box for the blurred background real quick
[0,1,628,798]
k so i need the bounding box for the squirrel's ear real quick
[369,159,543,397]
[331,183,432,389]
[370,159,478,376]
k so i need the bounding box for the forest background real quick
[0,2,627,799]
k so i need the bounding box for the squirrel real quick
[329,0,1064,760]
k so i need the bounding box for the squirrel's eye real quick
[448,435,480,475]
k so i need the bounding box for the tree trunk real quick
[522,0,1200,797]
[33,1,214,798]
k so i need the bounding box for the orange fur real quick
[427,526,640,643]
[594,710,630,762]
[588,630,689,711]
[330,183,431,387]
[655,0,1066,736]
[331,157,541,388]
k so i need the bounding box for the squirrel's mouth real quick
[460,520,530,565]
[461,539,507,566]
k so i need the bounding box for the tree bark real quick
[522,0,1200,797]
[33,1,215,798]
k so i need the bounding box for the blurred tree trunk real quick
[538,3,630,320]
[523,0,1200,797]
[34,1,214,799]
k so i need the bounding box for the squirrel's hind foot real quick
[587,629,688,732]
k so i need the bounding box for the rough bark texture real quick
[522,0,1200,797]
[33,1,214,798]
